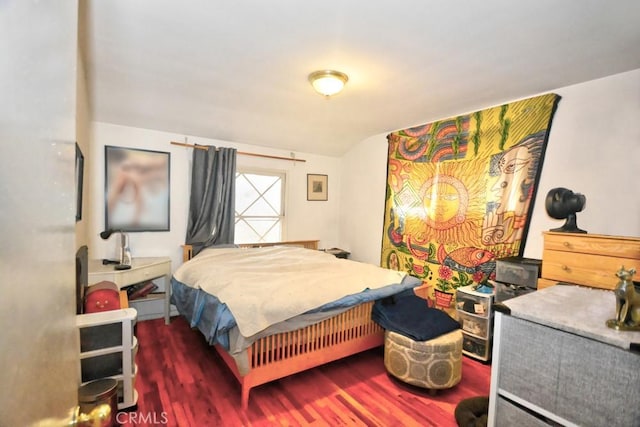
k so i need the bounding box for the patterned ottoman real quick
[384,329,463,390]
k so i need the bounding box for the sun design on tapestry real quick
[399,161,486,245]
[381,93,560,306]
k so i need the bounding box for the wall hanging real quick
[381,93,560,307]
[105,146,170,232]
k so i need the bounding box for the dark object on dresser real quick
[545,187,587,233]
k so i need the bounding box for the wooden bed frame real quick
[180,240,385,409]
[181,240,320,263]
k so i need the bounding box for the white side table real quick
[89,257,172,324]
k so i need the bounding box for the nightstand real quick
[89,257,172,324]
[322,248,351,259]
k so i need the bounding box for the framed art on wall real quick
[307,174,328,201]
[105,145,170,232]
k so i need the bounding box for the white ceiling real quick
[82,1,640,157]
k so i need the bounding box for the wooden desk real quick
[89,257,172,324]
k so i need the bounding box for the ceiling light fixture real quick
[308,70,348,97]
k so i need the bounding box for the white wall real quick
[339,133,391,263]
[88,122,343,271]
[341,68,640,265]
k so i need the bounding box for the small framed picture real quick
[307,174,328,201]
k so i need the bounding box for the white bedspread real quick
[173,246,408,337]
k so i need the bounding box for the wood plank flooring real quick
[118,316,491,426]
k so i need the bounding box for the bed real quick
[171,240,421,409]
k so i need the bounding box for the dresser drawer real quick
[543,232,640,258]
[542,249,640,290]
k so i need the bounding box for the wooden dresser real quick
[538,232,640,290]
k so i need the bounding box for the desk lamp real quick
[100,229,132,270]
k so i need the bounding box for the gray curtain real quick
[185,146,237,255]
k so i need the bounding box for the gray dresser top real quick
[503,284,639,350]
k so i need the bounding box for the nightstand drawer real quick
[121,263,167,285]
[88,258,171,288]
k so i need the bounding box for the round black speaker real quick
[545,187,587,233]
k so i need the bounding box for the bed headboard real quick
[182,240,320,262]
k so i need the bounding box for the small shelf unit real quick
[455,285,495,362]
[76,307,138,409]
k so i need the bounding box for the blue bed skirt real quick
[171,274,421,352]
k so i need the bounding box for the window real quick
[235,169,285,243]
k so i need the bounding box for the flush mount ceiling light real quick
[308,70,348,97]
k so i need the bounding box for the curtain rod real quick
[170,141,306,163]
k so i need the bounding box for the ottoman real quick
[384,328,463,390]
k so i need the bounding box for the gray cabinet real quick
[488,286,640,427]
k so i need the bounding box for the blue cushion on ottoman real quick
[372,293,460,341]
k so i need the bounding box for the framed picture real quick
[105,146,170,232]
[75,143,84,221]
[307,174,328,201]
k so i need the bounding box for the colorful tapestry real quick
[381,94,560,306]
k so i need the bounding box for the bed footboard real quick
[215,300,383,409]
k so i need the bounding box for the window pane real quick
[235,170,284,243]
[245,218,278,236]
[263,185,282,210]
[245,174,280,194]
[263,223,281,242]
[236,174,259,214]
[244,198,278,216]
[235,219,259,243]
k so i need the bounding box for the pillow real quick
[372,293,460,341]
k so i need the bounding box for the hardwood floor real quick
[118,316,491,426]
